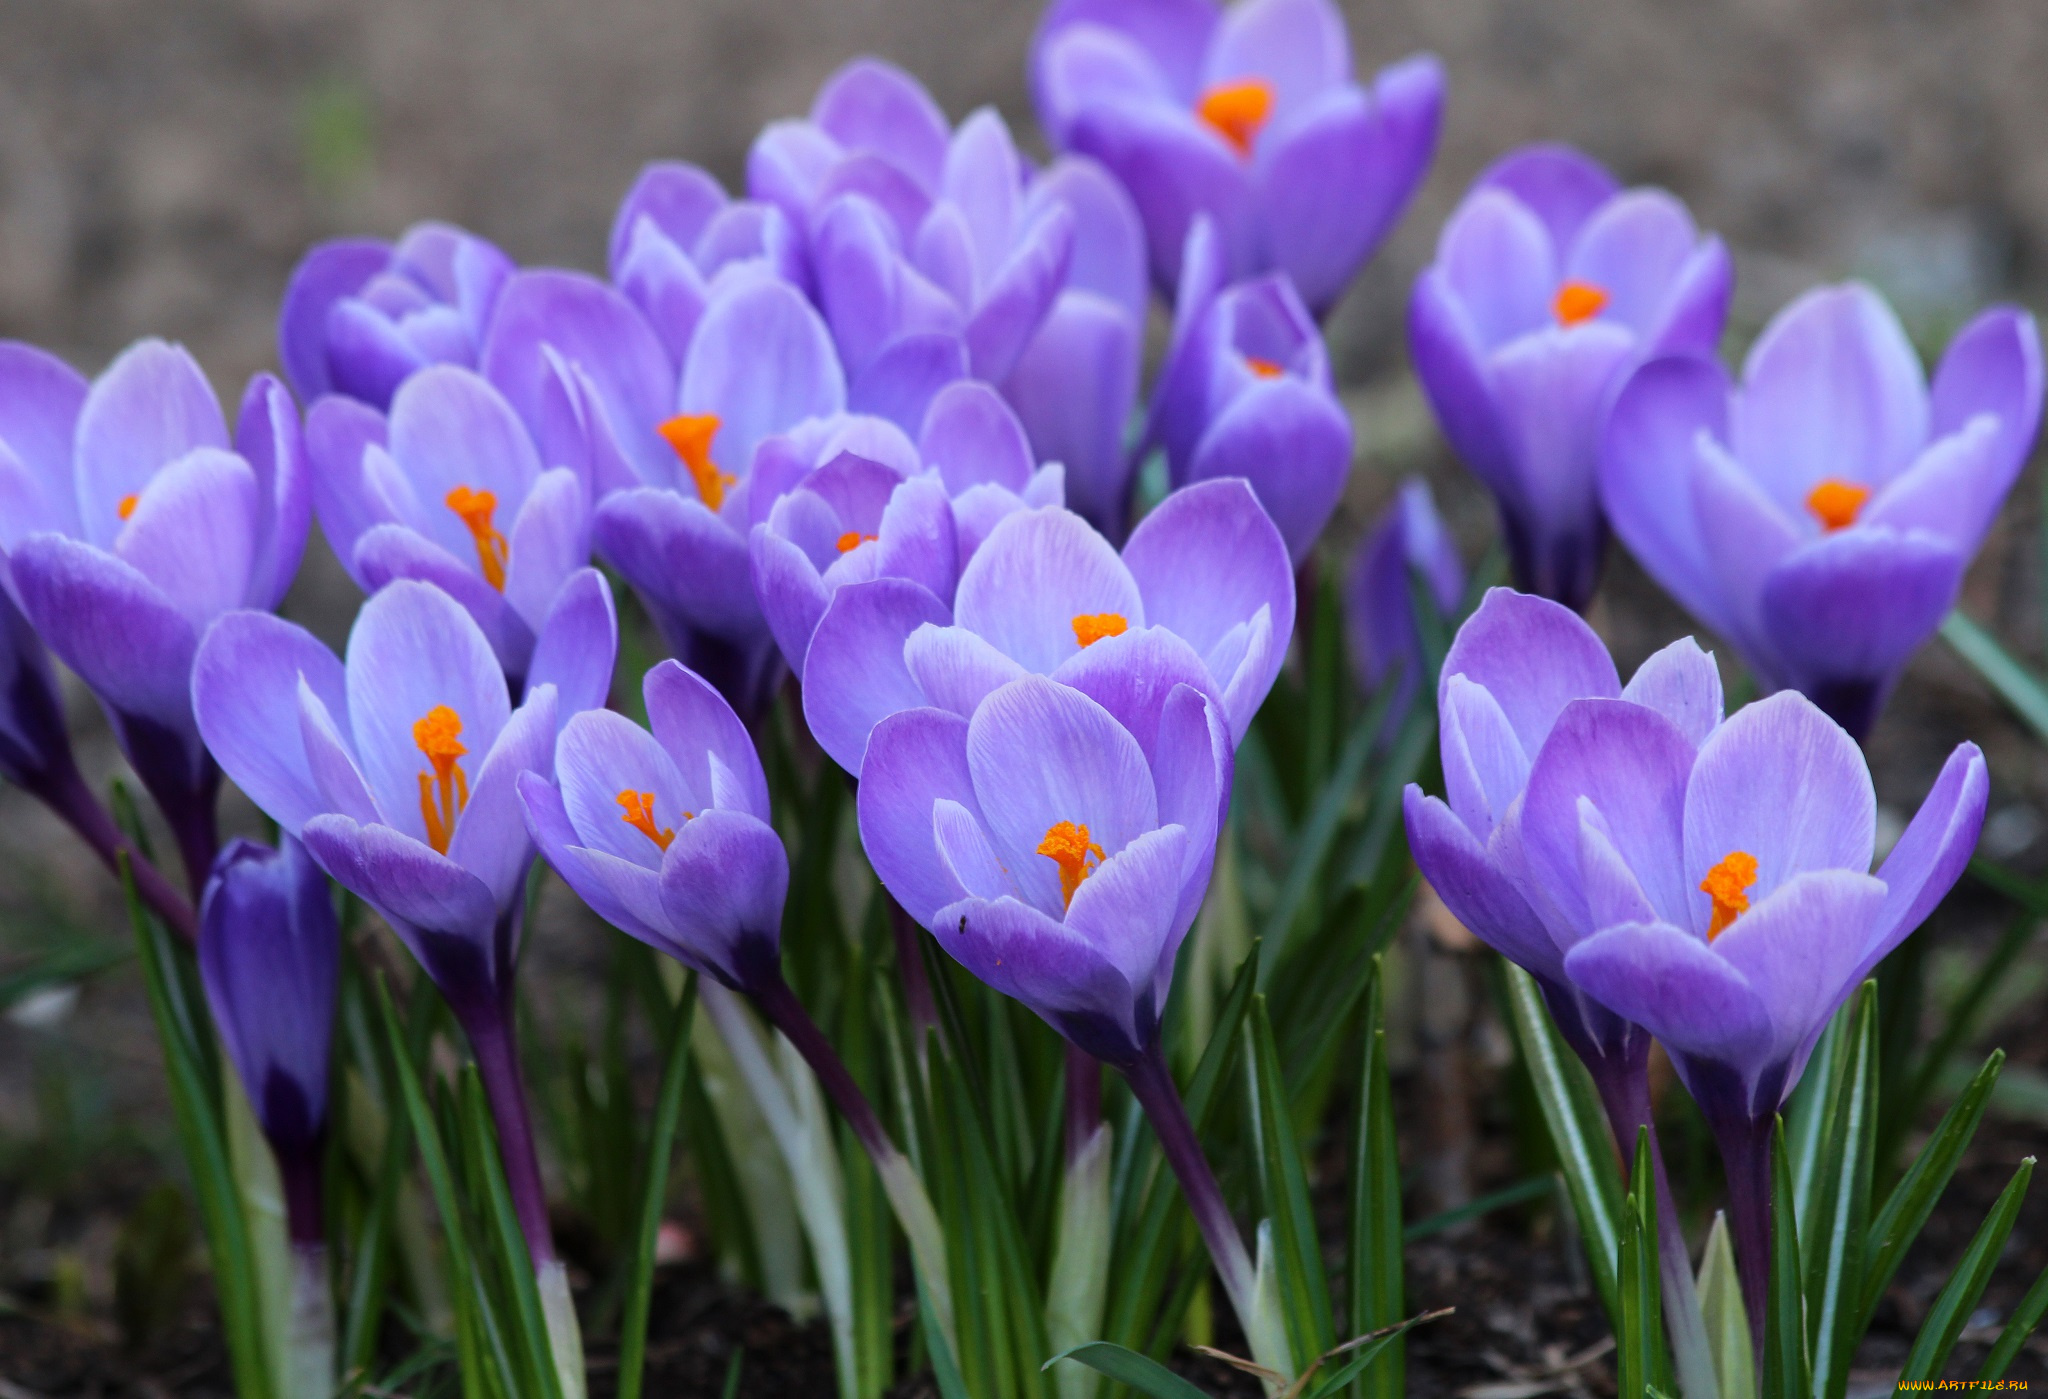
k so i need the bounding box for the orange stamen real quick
[836,531,877,553]
[1245,356,1285,379]
[659,413,737,512]
[1072,613,1128,648]
[1553,281,1609,327]
[1038,820,1105,909]
[444,485,509,590]
[412,705,471,855]
[117,493,140,521]
[617,790,676,852]
[1195,79,1274,157]
[1805,479,1871,532]
[1701,851,1759,941]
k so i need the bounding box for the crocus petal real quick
[12,534,195,730]
[1433,189,1556,351]
[1929,306,2045,487]
[300,815,502,992]
[644,658,772,823]
[1563,921,1771,1069]
[1859,742,1987,980]
[954,507,1143,675]
[0,342,87,542]
[920,380,1035,494]
[1577,807,1659,931]
[903,623,1032,718]
[935,893,1144,1062]
[1860,417,2006,556]
[933,797,1018,901]
[344,580,512,844]
[500,469,591,634]
[967,206,1076,385]
[1731,283,1930,508]
[112,448,260,629]
[325,301,428,409]
[1001,290,1140,538]
[1710,869,1887,1073]
[873,472,959,601]
[303,395,391,581]
[1066,100,1257,294]
[388,366,545,556]
[593,488,760,642]
[1034,0,1218,108]
[235,374,311,610]
[750,525,833,671]
[555,708,693,867]
[813,57,950,192]
[1439,674,1530,844]
[1408,270,1513,486]
[446,686,554,910]
[607,162,728,278]
[1050,625,1219,765]
[1473,143,1620,253]
[1035,20,1175,147]
[1437,588,1619,755]
[297,676,381,828]
[1031,156,1148,324]
[801,578,952,773]
[526,568,618,728]
[278,240,391,401]
[1647,238,1734,357]
[1185,375,1351,566]
[657,808,789,989]
[1403,786,1564,981]
[1757,527,1963,713]
[857,706,981,924]
[193,610,350,835]
[1690,435,1802,663]
[76,340,229,548]
[352,526,532,677]
[847,332,971,436]
[681,278,847,474]
[965,675,1158,919]
[1683,689,1873,932]
[1620,637,1723,749]
[1062,823,1189,993]
[520,771,673,948]
[1562,189,1701,339]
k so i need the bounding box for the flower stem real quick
[456,1001,556,1266]
[1066,1043,1102,1168]
[1716,1112,1774,1367]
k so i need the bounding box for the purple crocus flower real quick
[480,265,845,720]
[199,835,338,1248]
[1601,283,2045,739]
[1345,476,1463,726]
[303,363,591,685]
[2,339,309,894]
[799,478,1294,775]
[749,381,1065,672]
[609,161,808,367]
[279,222,515,410]
[749,59,1077,409]
[1410,144,1733,611]
[192,576,618,1276]
[1146,216,1352,563]
[1031,0,1444,314]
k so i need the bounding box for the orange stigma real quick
[617,789,677,851]
[444,485,509,590]
[1038,820,1105,909]
[1701,851,1758,940]
[1805,479,1871,532]
[1072,613,1128,648]
[836,531,877,553]
[1553,281,1610,326]
[412,706,471,855]
[659,413,737,512]
[1244,356,1285,379]
[117,493,140,521]
[1196,78,1274,157]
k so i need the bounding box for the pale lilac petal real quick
[304,395,391,580]
[352,525,532,677]
[1029,157,1148,325]
[1439,674,1530,843]
[1050,625,1220,765]
[856,706,981,924]
[555,708,693,867]
[1034,0,1218,109]
[1758,527,1963,712]
[1859,742,1987,980]
[944,108,1025,278]
[12,534,195,730]
[593,488,759,642]
[1577,808,1658,931]
[1929,306,2045,487]
[1561,189,1700,339]
[1203,0,1348,120]
[113,448,259,629]
[1433,189,1556,351]
[1001,290,1140,537]
[967,206,1075,384]
[447,686,554,909]
[644,658,771,823]
[1437,588,1619,754]
[1066,100,1258,293]
[0,342,86,540]
[954,507,1142,674]
[501,468,591,634]
[520,772,673,949]
[1035,22,1174,148]
[300,814,500,962]
[1184,374,1351,566]
[278,239,390,401]
[747,119,842,222]
[1691,435,1802,661]
[234,374,310,610]
[1404,787,1564,981]
[902,623,1030,718]
[680,278,846,474]
[920,380,1035,494]
[1408,270,1513,486]
[193,610,348,835]
[1474,144,1620,253]
[1620,637,1722,749]
[750,525,832,671]
[935,894,1143,1061]
[801,578,952,773]
[846,331,970,435]
[933,797,1017,902]
[1647,238,1734,357]
[1861,417,2007,555]
[76,340,229,547]
[387,367,544,561]
[1063,823,1188,992]
[1683,689,1874,931]
[1563,921,1771,1067]
[656,808,788,989]
[526,567,618,725]
[1711,869,1886,1071]
[607,162,728,279]
[297,676,381,827]
[812,57,950,193]
[1122,474,1293,700]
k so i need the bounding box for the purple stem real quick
[1120,1041,1257,1328]
[457,1000,557,1266]
[39,759,198,942]
[753,972,899,1166]
[1717,1113,1774,1366]
[1066,1043,1103,1168]
[277,1141,327,1249]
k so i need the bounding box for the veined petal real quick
[857,706,982,924]
[1437,588,1619,755]
[903,622,1031,718]
[1620,637,1723,749]
[802,577,952,774]
[954,506,1142,674]
[12,534,196,731]
[656,808,788,990]
[1858,742,1987,982]
[446,685,554,910]
[644,658,772,823]
[1439,674,1530,843]
[1563,920,1772,1073]
[113,448,260,630]
[555,708,693,867]
[193,610,348,836]
[1403,787,1564,981]
[920,379,1036,495]
[76,340,230,548]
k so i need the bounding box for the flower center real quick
[118,493,140,521]
[1071,612,1128,648]
[1701,850,1758,940]
[617,789,690,851]
[412,705,471,855]
[1244,356,1285,379]
[1038,820,1104,909]
[445,485,509,590]
[836,531,877,553]
[1805,479,1871,532]
[1553,281,1609,326]
[659,413,737,512]
[1196,78,1274,157]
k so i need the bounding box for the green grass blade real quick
[1975,1253,2048,1381]
[1247,994,1335,1368]
[1761,1119,1808,1399]
[1402,1176,1553,1243]
[1803,983,1877,1399]
[458,1066,563,1399]
[1041,1342,1213,1399]
[1898,1156,2035,1384]
[618,974,697,1399]
[1347,960,1401,1399]
[1257,710,1381,984]
[1941,610,2048,745]
[1617,1128,1664,1399]
[1894,914,2033,1159]
[1860,1049,2002,1333]
[1697,1214,1755,1399]
[1500,963,1624,1320]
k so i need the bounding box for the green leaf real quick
[1860,1049,2002,1332]
[1617,1128,1663,1399]
[1801,982,1877,1399]
[1898,1155,2035,1384]
[1893,912,2034,1162]
[1697,1214,1755,1399]
[1500,963,1625,1320]
[1258,706,1381,983]
[1401,1176,1553,1244]
[1347,960,1402,1399]
[1762,1119,1809,1399]
[1246,994,1335,1368]
[458,1066,564,1399]
[1975,1253,2048,1381]
[1041,1342,1214,1399]
[618,974,696,1399]
[1941,610,2048,745]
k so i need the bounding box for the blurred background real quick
[3,0,2048,1384]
